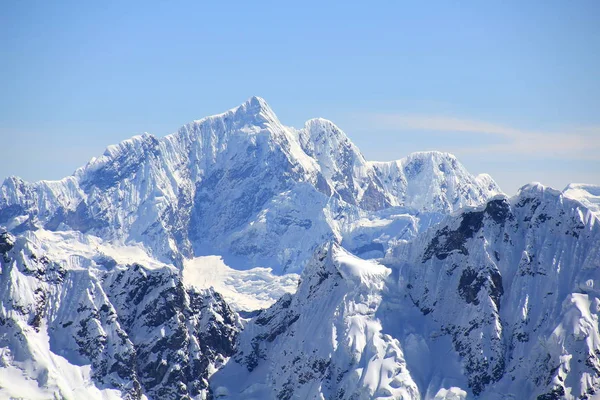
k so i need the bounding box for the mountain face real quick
[371,151,499,213]
[0,97,500,274]
[0,230,240,400]
[563,183,600,219]
[211,243,422,400]
[212,184,600,400]
[2,97,597,400]
[386,183,600,399]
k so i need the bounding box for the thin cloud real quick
[365,113,600,159]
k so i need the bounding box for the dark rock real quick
[0,232,15,254]
[458,268,485,305]
[484,198,511,224]
[423,210,484,261]
[536,385,565,400]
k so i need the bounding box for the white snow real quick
[211,244,421,399]
[563,183,600,220]
[385,182,600,399]
[1,96,598,399]
[182,256,299,311]
[26,229,169,271]
[369,151,502,212]
[333,249,390,287]
[0,330,125,400]
[434,387,468,400]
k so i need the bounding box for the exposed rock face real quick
[212,184,600,400]
[388,184,600,398]
[0,233,241,399]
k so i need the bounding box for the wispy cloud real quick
[364,113,600,159]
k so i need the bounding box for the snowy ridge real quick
[563,183,600,220]
[8,97,598,400]
[211,243,421,400]
[0,97,500,273]
[208,184,600,399]
[297,118,390,211]
[370,151,501,213]
[386,183,600,398]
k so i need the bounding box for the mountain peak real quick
[304,117,338,129]
[563,183,600,219]
[403,150,457,162]
[235,96,276,121]
[517,182,560,197]
[187,96,278,130]
[245,95,269,108]
[302,117,356,147]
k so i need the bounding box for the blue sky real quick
[1,1,599,195]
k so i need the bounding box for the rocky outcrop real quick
[0,234,241,399]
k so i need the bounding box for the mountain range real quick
[0,97,598,400]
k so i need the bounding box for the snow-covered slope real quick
[210,183,600,400]
[211,243,421,400]
[370,151,500,213]
[297,118,390,210]
[0,230,241,399]
[563,183,600,220]
[182,256,299,312]
[0,97,500,274]
[387,183,600,399]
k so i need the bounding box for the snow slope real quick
[563,183,600,220]
[211,243,421,400]
[371,151,500,213]
[0,230,240,399]
[387,183,600,399]
[211,183,600,400]
[182,256,299,312]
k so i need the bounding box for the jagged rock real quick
[0,235,241,399]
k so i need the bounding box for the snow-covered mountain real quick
[212,183,600,399]
[211,242,423,399]
[386,183,600,399]
[0,230,240,399]
[4,96,597,400]
[563,183,600,219]
[0,96,500,274]
[371,151,499,213]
